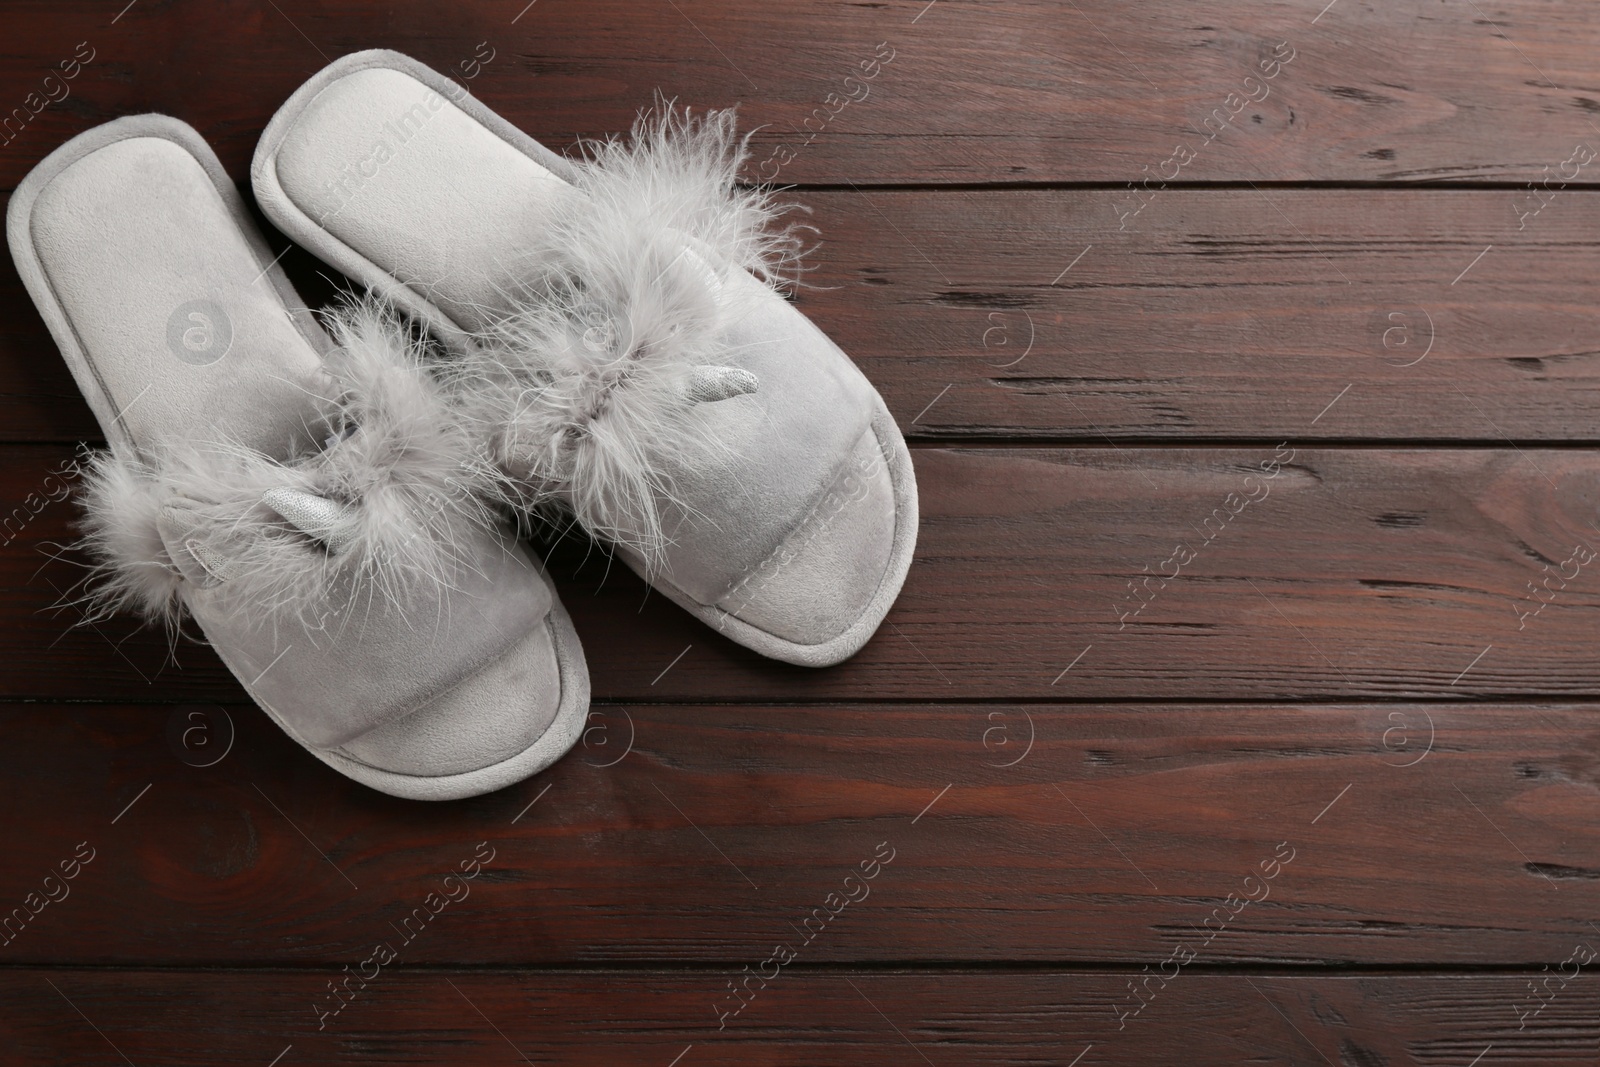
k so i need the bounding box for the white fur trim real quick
[74,298,498,632]
[449,102,807,569]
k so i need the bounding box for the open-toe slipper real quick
[252,50,918,668]
[8,115,588,799]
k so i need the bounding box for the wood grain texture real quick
[4,444,1599,702]
[3,968,1597,1065]
[1,701,1595,966]
[4,0,1600,187]
[803,189,1600,441]
[9,188,1600,443]
[2,0,1596,1058]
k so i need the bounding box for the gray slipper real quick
[251,50,918,668]
[8,115,588,800]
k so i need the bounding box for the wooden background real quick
[4,1,1600,1063]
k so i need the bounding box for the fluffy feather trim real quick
[451,101,808,568]
[74,298,498,633]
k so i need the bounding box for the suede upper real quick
[9,114,589,798]
[253,51,918,662]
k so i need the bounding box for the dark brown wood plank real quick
[4,0,1600,188]
[1,701,1595,965]
[6,187,1600,443]
[4,444,1600,702]
[2,1,1592,1062]
[3,968,1596,1064]
[806,189,1600,441]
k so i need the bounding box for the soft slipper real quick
[8,115,588,800]
[251,50,918,668]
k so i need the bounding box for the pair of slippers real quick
[8,50,918,801]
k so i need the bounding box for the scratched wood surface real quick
[6,445,1600,702]
[0,701,1595,967]
[5,969,1599,1065]
[5,0,1600,187]
[4,0,1600,1064]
